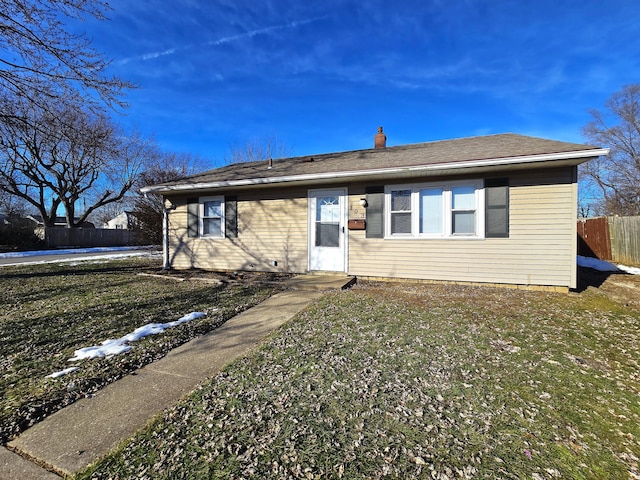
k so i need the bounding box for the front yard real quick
[0,258,283,445]
[2,258,640,479]
[78,272,640,479]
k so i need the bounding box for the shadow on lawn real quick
[575,266,624,293]
[0,263,151,281]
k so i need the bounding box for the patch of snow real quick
[577,255,621,272]
[0,246,153,259]
[617,264,640,275]
[0,250,160,267]
[69,340,133,360]
[46,367,79,378]
[68,311,208,362]
[577,255,640,275]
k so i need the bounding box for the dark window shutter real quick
[187,198,199,238]
[366,186,384,238]
[485,179,509,238]
[225,196,238,238]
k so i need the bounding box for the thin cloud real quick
[141,48,177,61]
[206,16,326,47]
[117,16,327,65]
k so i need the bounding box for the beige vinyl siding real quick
[167,189,308,272]
[348,167,578,288]
[164,166,579,288]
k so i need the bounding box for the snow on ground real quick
[577,255,640,275]
[27,252,157,267]
[0,246,160,267]
[617,264,640,275]
[68,312,208,362]
[37,253,637,379]
[45,367,79,379]
[0,246,151,259]
[577,255,621,272]
[47,311,209,378]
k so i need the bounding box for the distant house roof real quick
[141,133,608,195]
[27,215,95,228]
[104,211,139,229]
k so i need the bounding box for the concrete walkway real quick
[3,274,354,479]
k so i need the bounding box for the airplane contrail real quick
[117,16,328,65]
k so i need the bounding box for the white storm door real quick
[308,189,347,272]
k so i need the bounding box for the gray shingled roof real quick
[143,133,604,193]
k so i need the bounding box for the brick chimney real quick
[374,126,386,149]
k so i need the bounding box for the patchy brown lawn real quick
[78,268,640,480]
[0,258,285,445]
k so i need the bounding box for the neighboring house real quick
[25,215,95,240]
[26,215,95,228]
[141,131,608,292]
[104,211,139,230]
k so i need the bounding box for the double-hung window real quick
[451,185,477,235]
[187,195,238,239]
[200,196,225,238]
[390,189,412,235]
[385,181,484,238]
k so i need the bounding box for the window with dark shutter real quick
[365,186,384,238]
[485,178,509,238]
[187,198,199,238]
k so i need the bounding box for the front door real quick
[308,189,347,272]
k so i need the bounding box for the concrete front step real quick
[283,273,356,291]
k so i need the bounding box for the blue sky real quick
[83,0,640,166]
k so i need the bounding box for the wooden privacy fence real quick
[577,217,612,260]
[578,216,640,266]
[609,216,640,267]
[45,228,141,248]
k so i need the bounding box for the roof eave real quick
[141,148,609,195]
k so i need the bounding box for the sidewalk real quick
[3,274,354,478]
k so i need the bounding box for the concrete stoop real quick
[284,273,356,291]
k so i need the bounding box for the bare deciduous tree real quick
[224,135,291,164]
[0,95,156,227]
[0,185,29,216]
[132,152,210,244]
[581,84,640,216]
[92,196,135,227]
[0,0,133,122]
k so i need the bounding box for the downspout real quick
[570,165,578,290]
[162,196,174,270]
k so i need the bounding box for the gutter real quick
[141,148,609,194]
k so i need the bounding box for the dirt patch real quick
[578,267,640,310]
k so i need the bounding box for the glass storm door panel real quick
[308,189,346,272]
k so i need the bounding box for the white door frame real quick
[308,188,348,272]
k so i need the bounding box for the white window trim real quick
[384,180,485,239]
[199,195,225,238]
